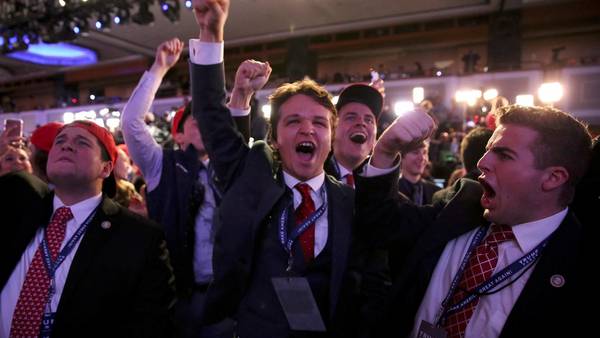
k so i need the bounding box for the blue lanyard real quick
[436,225,549,326]
[40,208,98,309]
[278,187,327,256]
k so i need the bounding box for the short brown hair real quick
[496,105,592,205]
[461,127,493,173]
[267,79,336,143]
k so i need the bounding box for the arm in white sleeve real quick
[121,71,164,192]
[229,107,250,116]
[189,40,223,65]
[361,157,401,177]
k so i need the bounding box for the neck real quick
[54,184,101,206]
[198,153,209,162]
[402,171,421,184]
[333,151,362,172]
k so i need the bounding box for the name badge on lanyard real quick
[40,311,56,338]
[38,208,97,337]
[272,186,328,331]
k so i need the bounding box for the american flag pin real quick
[550,274,565,288]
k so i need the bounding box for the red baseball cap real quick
[171,105,186,137]
[30,121,64,153]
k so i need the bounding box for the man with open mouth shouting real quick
[188,1,355,337]
[355,104,594,338]
[325,84,383,188]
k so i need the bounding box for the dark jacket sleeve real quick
[127,218,176,337]
[354,167,443,250]
[233,115,251,144]
[190,61,249,192]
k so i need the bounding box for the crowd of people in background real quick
[1,1,598,338]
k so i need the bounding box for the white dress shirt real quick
[0,194,102,338]
[411,208,567,338]
[283,171,329,257]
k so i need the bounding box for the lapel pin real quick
[550,274,565,288]
[101,221,112,230]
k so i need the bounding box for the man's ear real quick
[541,166,569,192]
[101,160,114,179]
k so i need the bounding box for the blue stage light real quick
[7,42,98,66]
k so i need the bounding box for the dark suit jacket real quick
[355,168,593,337]
[398,176,441,205]
[0,172,175,338]
[190,62,355,331]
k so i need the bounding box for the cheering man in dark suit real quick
[189,1,355,337]
[356,105,594,337]
[0,121,174,338]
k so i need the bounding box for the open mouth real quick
[478,177,496,207]
[296,141,316,160]
[349,132,367,144]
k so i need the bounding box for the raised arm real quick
[356,109,439,247]
[229,59,272,142]
[121,38,184,192]
[193,0,229,43]
[189,0,242,192]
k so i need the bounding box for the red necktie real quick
[294,183,315,262]
[10,207,73,338]
[345,173,354,188]
[443,224,515,338]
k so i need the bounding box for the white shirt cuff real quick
[229,107,251,116]
[189,39,224,65]
[361,158,400,177]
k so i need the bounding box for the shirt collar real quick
[201,158,210,168]
[336,160,353,179]
[510,207,568,253]
[53,193,103,226]
[283,170,326,193]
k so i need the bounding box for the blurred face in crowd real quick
[477,124,548,226]
[0,147,32,176]
[333,102,377,169]
[274,94,333,181]
[114,148,133,181]
[176,115,206,157]
[47,126,112,190]
[401,144,429,179]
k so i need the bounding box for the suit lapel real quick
[55,196,119,317]
[325,177,353,317]
[501,212,581,336]
[251,170,286,235]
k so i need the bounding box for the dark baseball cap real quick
[335,84,384,120]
